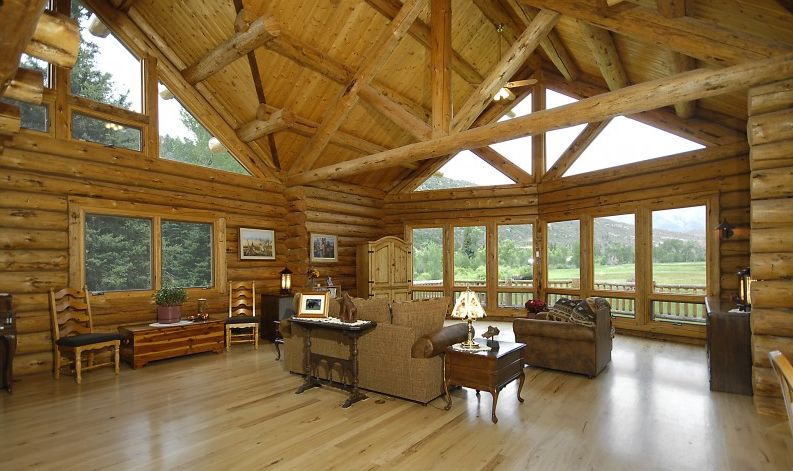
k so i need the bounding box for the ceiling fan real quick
[492,24,538,101]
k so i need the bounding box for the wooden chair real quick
[226,281,259,351]
[49,287,123,384]
[769,350,793,436]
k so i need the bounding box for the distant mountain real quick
[415,174,477,191]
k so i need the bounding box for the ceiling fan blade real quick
[505,78,538,88]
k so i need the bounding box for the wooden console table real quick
[118,318,224,369]
[289,317,376,408]
[444,340,526,423]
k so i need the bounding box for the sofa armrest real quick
[411,323,469,358]
[513,318,595,341]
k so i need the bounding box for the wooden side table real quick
[444,340,526,423]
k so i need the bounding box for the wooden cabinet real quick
[705,297,752,395]
[118,319,224,369]
[260,294,295,341]
[357,236,412,301]
[0,294,15,393]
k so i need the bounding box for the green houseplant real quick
[154,286,188,324]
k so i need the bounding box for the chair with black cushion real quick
[769,350,793,436]
[226,281,258,351]
[49,287,123,384]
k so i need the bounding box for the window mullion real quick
[153,215,162,290]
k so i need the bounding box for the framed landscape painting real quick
[310,233,337,262]
[239,228,275,260]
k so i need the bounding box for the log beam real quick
[657,0,688,18]
[236,109,296,143]
[542,119,611,181]
[431,0,452,137]
[364,0,484,85]
[359,85,432,141]
[181,15,280,85]
[471,147,532,185]
[519,0,791,65]
[291,0,428,173]
[2,68,45,105]
[25,11,80,69]
[668,51,696,118]
[452,10,560,133]
[0,0,46,96]
[577,21,628,90]
[287,51,793,185]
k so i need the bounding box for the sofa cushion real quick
[391,297,449,338]
[352,297,390,324]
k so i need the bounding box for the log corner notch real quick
[181,14,281,85]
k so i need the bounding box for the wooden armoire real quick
[356,236,412,301]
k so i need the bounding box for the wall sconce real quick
[716,219,734,240]
[280,267,292,295]
[736,267,753,312]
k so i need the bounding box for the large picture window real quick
[85,214,152,292]
[546,220,580,290]
[593,214,635,292]
[453,226,486,287]
[498,223,534,307]
[162,220,213,288]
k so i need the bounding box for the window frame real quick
[68,197,227,299]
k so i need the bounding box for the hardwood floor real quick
[1,328,790,470]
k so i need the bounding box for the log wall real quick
[747,78,793,417]
[285,181,387,296]
[0,133,288,377]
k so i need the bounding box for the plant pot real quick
[157,305,182,324]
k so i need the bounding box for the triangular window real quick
[158,83,250,175]
[564,116,705,177]
[489,94,532,174]
[415,151,514,191]
[545,90,586,170]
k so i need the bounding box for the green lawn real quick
[548,262,706,286]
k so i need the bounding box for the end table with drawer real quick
[443,339,526,423]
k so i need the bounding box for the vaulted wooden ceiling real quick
[101,0,793,189]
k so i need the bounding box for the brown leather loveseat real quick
[513,297,613,378]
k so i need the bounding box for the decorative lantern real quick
[737,267,752,312]
[280,267,293,295]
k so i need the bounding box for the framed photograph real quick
[310,233,338,262]
[325,286,340,298]
[239,228,275,260]
[297,292,330,318]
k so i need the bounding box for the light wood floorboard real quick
[1,326,791,470]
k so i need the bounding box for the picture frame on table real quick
[310,233,337,262]
[239,228,275,260]
[297,292,330,318]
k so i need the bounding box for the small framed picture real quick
[239,228,275,260]
[326,286,339,298]
[310,233,337,262]
[297,292,330,318]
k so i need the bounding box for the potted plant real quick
[154,286,188,324]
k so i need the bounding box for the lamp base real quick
[456,339,484,349]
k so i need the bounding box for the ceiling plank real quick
[1,0,47,97]
[237,109,296,142]
[290,0,428,174]
[542,119,610,181]
[287,51,793,185]
[181,15,280,85]
[519,0,792,65]
[668,51,696,118]
[577,21,628,90]
[471,146,533,185]
[656,0,687,18]
[364,0,484,84]
[431,0,452,137]
[452,9,560,133]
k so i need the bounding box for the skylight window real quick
[564,116,705,177]
[488,94,532,174]
[415,151,514,191]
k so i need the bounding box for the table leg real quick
[491,389,499,424]
[342,332,367,408]
[517,370,525,403]
[296,326,320,394]
[443,354,452,411]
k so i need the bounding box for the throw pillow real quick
[391,297,450,338]
[546,297,595,327]
[351,297,390,324]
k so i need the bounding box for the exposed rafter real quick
[668,51,696,118]
[519,0,792,65]
[237,109,296,143]
[287,51,793,185]
[471,147,533,185]
[577,21,628,90]
[290,0,428,173]
[431,0,452,137]
[452,10,559,133]
[359,85,432,141]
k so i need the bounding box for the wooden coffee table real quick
[118,318,225,369]
[443,339,526,423]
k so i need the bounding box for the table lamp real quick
[450,288,486,349]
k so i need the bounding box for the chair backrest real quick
[49,287,94,342]
[769,350,793,435]
[228,281,256,318]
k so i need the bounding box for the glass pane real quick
[489,93,532,174]
[545,90,585,170]
[652,206,707,295]
[158,83,250,175]
[498,224,533,287]
[71,1,142,112]
[84,214,152,291]
[0,97,48,132]
[416,151,512,191]
[498,291,532,308]
[652,300,706,324]
[71,112,142,151]
[162,220,213,288]
[546,220,580,288]
[594,214,635,291]
[412,227,443,287]
[603,296,635,319]
[453,226,486,287]
[20,53,49,87]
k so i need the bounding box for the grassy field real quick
[548,262,706,286]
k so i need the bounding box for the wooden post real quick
[431,0,452,137]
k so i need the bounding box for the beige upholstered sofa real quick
[280,296,463,404]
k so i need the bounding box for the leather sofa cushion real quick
[392,297,449,338]
[513,318,595,341]
[411,322,469,358]
[352,297,390,324]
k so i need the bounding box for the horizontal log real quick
[307,180,387,200]
[751,198,793,226]
[386,195,539,213]
[720,240,750,256]
[2,68,44,104]
[0,207,66,231]
[752,365,783,398]
[721,255,750,274]
[752,334,793,368]
[751,167,793,199]
[0,101,21,135]
[0,228,67,250]
[0,250,68,272]
[25,11,80,68]
[752,227,793,253]
[748,109,793,146]
[750,140,793,171]
[752,280,793,308]
[0,190,67,211]
[385,184,536,203]
[12,351,51,377]
[286,186,383,209]
[293,198,383,219]
[0,270,66,293]
[752,253,793,280]
[719,190,751,210]
[751,308,793,337]
[749,79,793,115]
